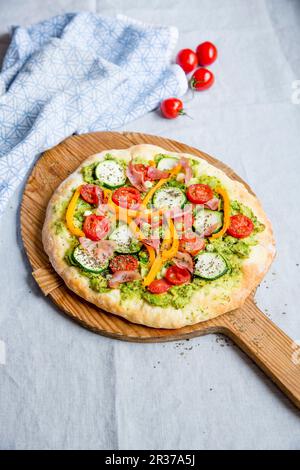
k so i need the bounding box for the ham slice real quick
[108,270,141,288]
[204,197,220,211]
[165,204,194,220]
[126,161,148,192]
[146,166,169,180]
[143,236,160,253]
[126,161,170,191]
[179,231,206,255]
[204,222,219,237]
[173,251,194,273]
[95,204,108,216]
[180,157,193,184]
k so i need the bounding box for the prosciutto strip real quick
[180,157,193,184]
[143,236,160,253]
[95,202,109,216]
[146,166,169,180]
[164,204,192,220]
[108,270,141,288]
[126,161,148,192]
[204,197,220,211]
[203,222,220,237]
[173,251,194,273]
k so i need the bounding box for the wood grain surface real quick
[20,131,300,408]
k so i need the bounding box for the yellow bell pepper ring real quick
[65,186,85,238]
[143,255,163,287]
[143,218,179,287]
[210,187,231,240]
[162,219,179,260]
[145,244,156,267]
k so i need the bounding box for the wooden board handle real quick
[220,298,300,409]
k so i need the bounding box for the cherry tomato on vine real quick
[190,68,214,91]
[196,41,218,66]
[176,48,198,73]
[160,98,184,119]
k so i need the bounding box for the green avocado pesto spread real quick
[59,154,266,310]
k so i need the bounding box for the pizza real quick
[42,144,275,329]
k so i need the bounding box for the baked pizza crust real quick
[42,144,275,329]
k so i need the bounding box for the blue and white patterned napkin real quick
[0,12,187,216]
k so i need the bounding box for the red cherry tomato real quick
[80,184,103,205]
[196,41,218,66]
[112,187,141,209]
[160,98,184,119]
[227,214,254,239]
[109,254,138,273]
[176,48,198,73]
[186,184,214,204]
[165,265,191,286]
[147,279,172,294]
[190,68,214,91]
[83,214,110,241]
[179,231,206,256]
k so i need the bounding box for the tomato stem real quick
[179,109,193,120]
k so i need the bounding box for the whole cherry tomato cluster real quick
[160,41,218,119]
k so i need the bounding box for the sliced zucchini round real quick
[157,157,179,171]
[194,252,228,280]
[152,187,186,210]
[95,160,126,188]
[193,209,223,236]
[72,246,109,273]
[109,224,142,253]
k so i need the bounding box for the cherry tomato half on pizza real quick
[112,187,141,209]
[83,214,110,241]
[147,278,172,294]
[186,184,214,204]
[80,184,103,205]
[165,265,191,286]
[109,254,138,273]
[227,214,254,239]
